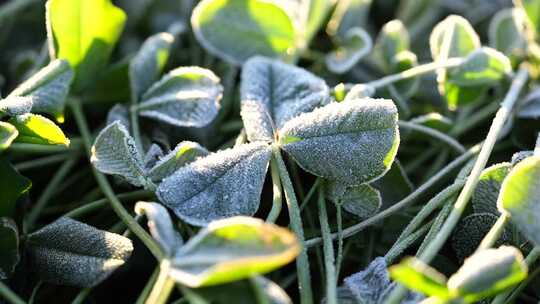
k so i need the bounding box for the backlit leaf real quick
[430,15,480,61]
[326,182,382,218]
[191,0,296,65]
[374,20,410,72]
[135,201,183,256]
[489,8,528,62]
[137,67,223,128]
[0,158,31,217]
[26,217,133,287]
[9,114,70,146]
[279,99,399,184]
[389,257,450,299]
[325,27,372,74]
[169,216,300,287]
[515,0,540,37]
[0,218,19,279]
[240,56,330,142]
[0,122,18,151]
[156,143,272,226]
[148,141,209,182]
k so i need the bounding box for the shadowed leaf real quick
[0,218,19,279]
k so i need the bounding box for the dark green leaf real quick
[0,122,18,151]
[0,158,31,217]
[326,182,381,218]
[0,218,19,279]
[472,163,511,215]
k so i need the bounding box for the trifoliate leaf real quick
[498,155,540,246]
[136,67,223,128]
[325,27,372,74]
[488,8,528,62]
[156,143,272,226]
[148,141,209,182]
[91,121,147,187]
[129,32,174,100]
[326,182,381,219]
[47,0,127,90]
[0,158,31,217]
[447,246,527,302]
[0,218,19,279]
[240,56,330,142]
[169,216,300,287]
[430,15,480,61]
[389,257,450,299]
[326,0,372,40]
[471,163,511,215]
[7,59,74,122]
[517,87,540,119]
[26,217,133,287]
[515,0,540,37]
[0,96,33,117]
[0,122,18,151]
[191,0,296,65]
[9,114,69,146]
[279,99,399,184]
[134,201,183,257]
[106,104,131,129]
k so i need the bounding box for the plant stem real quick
[135,267,160,304]
[305,144,480,247]
[384,65,529,304]
[385,219,434,264]
[146,260,175,304]
[70,101,164,261]
[449,101,500,137]
[318,190,337,304]
[266,159,283,223]
[300,178,321,211]
[130,106,144,154]
[250,277,270,304]
[398,120,466,153]
[335,205,344,279]
[0,0,40,22]
[272,147,313,304]
[15,153,73,171]
[9,142,80,154]
[71,289,91,304]
[64,190,153,219]
[476,213,510,251]
[0,281,26,304]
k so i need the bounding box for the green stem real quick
[272,147,313,304]
[15,153,73,171]
[9,142,80,154]
[266,159,283,223]
[0,281,26,304]
[318,190,337,304]
[300,178,321,211]
[335,205,344,279]
[71,289,91,304]
[64,190,152,219]
[135,267,160,304]
[398,120,466,153]
[130,107,144,154]
[70,101,164,261]
[384,65,529,304]
[385,219,434,264]
[146,260,175,304]
[0,0,40,22]
[449,101,500,137]
[305,144,480,247]
[476,213,510,251]
[250,277,270,304]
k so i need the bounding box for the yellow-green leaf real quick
[9,114,69,146]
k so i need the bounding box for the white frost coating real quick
[325,27,373,74]
[7,59,73,120]
[91,121,146,187]
[156,143,272,226]
[240,56,330,142]
[0,96,33,116]
[106,104,130,129]
[430,15,480,61]
[135,201,183,256]
[130,32,174,100]
[138,66,223,128]
[148,141,209,182]
[279,98,399,185]
[26,217,133,287]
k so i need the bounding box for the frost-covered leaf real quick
[169,216,299,287]
[327,0,372,40]
[518,87,540,119]
[0,158,31,217]
[389,257,450,299]
[326,27,372,74]
[156,143,272,226]
[129,32,174,99]
[143,144,164,170]
[515,0,540,36]
[134,202,183,256]
[511,150,534,165]
[26,217,133,287]
[7,59,74,122]
[326,182,381,218]
[430,15,480,61]
[136,67,223,128]
[191,0,296,65]
[0,96,33,117]
[9,114,69,146]
[471,163,511,215]
[489,8,528,62]
[0,218,19,279]
[447,246,527,302]
[148,141,209,182]
[498,155,540,246]
[106,104,130,129]
[240,56,330,142]
[279,99,399,184]
[47,0,127,89]
[91,121,147,187]
[0,122,18,151]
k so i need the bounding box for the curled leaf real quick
[135,201,183,256]
[325,27,372,74]
[148,141,209,182]
[0,122,18,151]
[9,114,69,146]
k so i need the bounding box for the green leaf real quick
[0,122,18,151]
[0,96,33,117]
[447,246,527,302]
[47,0,127,90]
[498,155,540,246]
[9,114,70,146]
[515,0,540,37]
[472,163,512,215]
[148,141,209,182]
[26,217,133,287]
[489,8,529,63]
[169,216,300,287]
[371,160,413,207]
[279,99,399,185]
[0,218,19,279]
[136,67,223,128]
[91,121,147,187]
[191,0,296,65]
[326,182,382,218]
[518,87,540,119]
[156,143,272,226]
[389,257,450,299]
[325,27,372,74]
[430,15,480,61]
[135,202,183,257]
[6,59,74,122]
[305,0,333,43]
[374,20,410,72]
[0,158,31,217]
[240,56,330,142]
[130,32,174,100]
